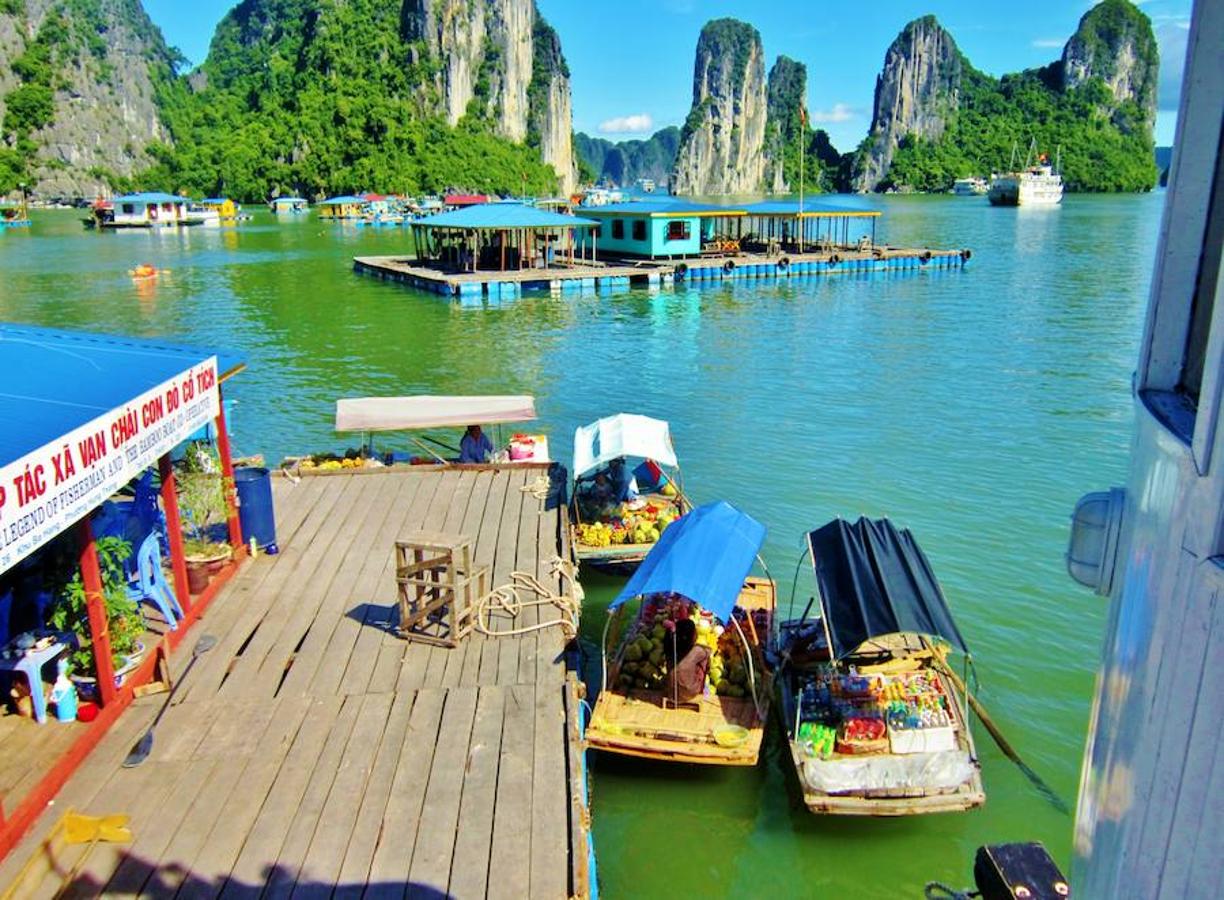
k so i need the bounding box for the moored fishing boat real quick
[585,501,776,765]
[570,413,690,573]
[778,516,985,815]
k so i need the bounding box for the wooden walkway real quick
[0,466,593,899]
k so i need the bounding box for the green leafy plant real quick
[47,536,144,676]
[177,441,232,559]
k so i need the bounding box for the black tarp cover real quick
[808,517,969,660]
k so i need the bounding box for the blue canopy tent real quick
[610,500,766,622]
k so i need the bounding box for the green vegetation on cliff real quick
[129,0,559,201]
[575,127,681,187]
[881,62,1157,193]
[764,56,841,192]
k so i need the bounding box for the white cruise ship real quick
[988,149,1063,206]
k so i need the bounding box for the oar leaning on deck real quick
[924,641,1070,815]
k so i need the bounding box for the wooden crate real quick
[394,531,487,648]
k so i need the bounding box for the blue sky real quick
[142,0,1190,150]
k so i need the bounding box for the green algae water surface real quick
[0,195,1160,898]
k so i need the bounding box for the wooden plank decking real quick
[0,467,592,899]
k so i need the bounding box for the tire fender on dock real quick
[961,249,973,262]
[828,254,841,266]
[723,259,736,274]
[675,263,688,280]
[920,251,933,264]
[777,257,790,273]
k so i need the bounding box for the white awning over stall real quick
[335,395,536,432]
[572,413,678,479]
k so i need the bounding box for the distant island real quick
[0,0,1161,200]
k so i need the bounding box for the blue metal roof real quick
[740,198,881,216]
[320,196,366,205]
[200,197,231,204]
[582,199,733,216]
[272,197,307,204]
[113,192,186,204]
[610,501,766,622]
[0,323,244,466]
[412,202,597,230]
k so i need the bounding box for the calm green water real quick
[0,196,1159,897]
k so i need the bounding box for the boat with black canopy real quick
[778,516,985,815]
[585,501,775,765]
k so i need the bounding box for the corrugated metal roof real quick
[412,202,597,230]
[0,323,244,466]
[113,192,186,204]
[582,199,738,217]
[319,196,366,205]
[272,197,307,204]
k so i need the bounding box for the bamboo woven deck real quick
[0,466,592,899]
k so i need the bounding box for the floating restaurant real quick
[86,192,191,229]
[356,196,971,298]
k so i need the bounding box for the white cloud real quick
[810,103,857,124]
[598,113,654,134]
[1031,38,1065,48]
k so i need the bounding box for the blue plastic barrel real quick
[235,467,278,554]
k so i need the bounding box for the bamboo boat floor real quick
[0,466,592,899]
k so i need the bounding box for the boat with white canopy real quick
[585,501,776,765]
[569,413,690,572]
[778,517,985,815]
[285,395,550,473]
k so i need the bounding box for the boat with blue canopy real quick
[778,516,985,815]
[569,413,691,573]
[584,500,776,765]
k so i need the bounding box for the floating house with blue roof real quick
[110,192,189,228]
[579,199,743,259]
[317,196,366,220]
[409,201,599,273]
[270,196,308,214]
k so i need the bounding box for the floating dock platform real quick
[355,245,969,298]
[0,466,595,900]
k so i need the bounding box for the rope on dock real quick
[475,557,583,640]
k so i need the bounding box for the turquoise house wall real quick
[590,214,702,258]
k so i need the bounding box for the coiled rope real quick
[475,557,583,640]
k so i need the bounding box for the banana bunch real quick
[577,522,613,547]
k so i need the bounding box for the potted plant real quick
[47,536,146,698]
[177,441,233,593]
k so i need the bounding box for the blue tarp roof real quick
[412,202,597,230]
[583,199,729,216]
[272,197,307,203]
[741,198,881,216]
[610,501,765,622]
[0,323,244,466]
[320,196,365,205]
[113,192,186,204]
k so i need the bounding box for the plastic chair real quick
[128,533,182,631]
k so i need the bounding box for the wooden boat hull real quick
[572,491,691,573]
[586,577,774,766]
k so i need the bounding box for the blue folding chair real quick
[128,533,182,631]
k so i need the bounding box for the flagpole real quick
[798,103,806,251]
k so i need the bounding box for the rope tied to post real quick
[475,556,583,640]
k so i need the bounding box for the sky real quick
[142,0,1191,152]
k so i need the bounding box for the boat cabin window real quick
[632,220,647,241]
[611,219,624,240]
[121,204,134,214]
[1180,141,1224,405]
[666,220,691,241]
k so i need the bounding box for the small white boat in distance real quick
[952,177,987,196]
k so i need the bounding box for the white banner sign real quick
[0,357,221,574]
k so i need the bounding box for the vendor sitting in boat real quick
[662,618,711,706]
[459,425,493,463]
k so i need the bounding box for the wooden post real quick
[77,519,116,706]
[158,453,191,614]
[501,229,506,271]
[214,387,243,550]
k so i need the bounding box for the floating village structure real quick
[270,196,308,214]
[356,198,970,298]
[317,195,366,220]
[108,192,190,228]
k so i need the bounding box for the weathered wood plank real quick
[362,688,446,900]
[259,695,363,900]
[447,686,507,900]
[218,694,345,898]
[290,692,394,897]
[530,682,569,900]
[486,682,535,900]
[405,686,479,894]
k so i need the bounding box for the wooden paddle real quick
[122,634,217,768]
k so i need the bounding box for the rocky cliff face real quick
[404,0,575,191]
[0,0,175,196]
[852,15,961,192]
[671,18,768,195]
[1061,0,1158,129]
[763,55,805,193]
